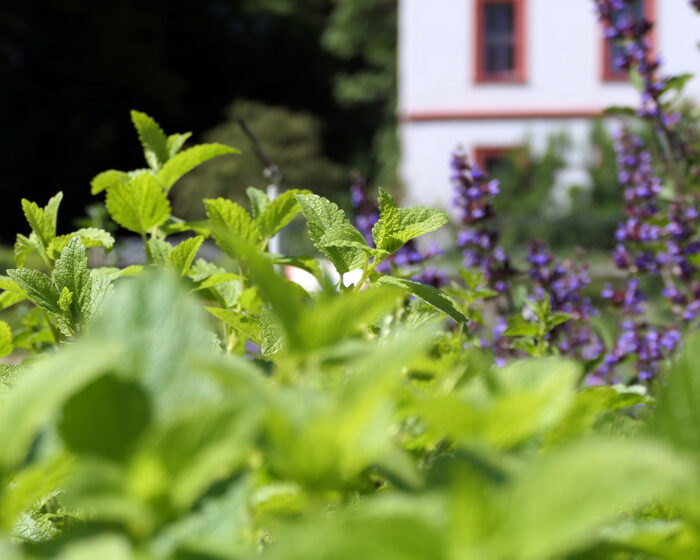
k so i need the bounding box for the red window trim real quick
[402,107,603,122]
[475,0,526,84]
[601,0,656,82]
[474,146,519,173]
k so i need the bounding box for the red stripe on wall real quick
[401,108,605,122]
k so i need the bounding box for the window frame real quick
[474,0,526,84]
[474,146,519,176]
[601,0,656,82]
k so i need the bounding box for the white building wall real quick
[399,0,700,210]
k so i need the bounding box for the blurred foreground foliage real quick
[1,111,700,560]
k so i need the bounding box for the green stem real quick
[353,255,373,294]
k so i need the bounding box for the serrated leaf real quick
[147,238,173,266]
[90,169,130,195]
[0,321,12,359]
[205,198,261,251]
[167,132,192,158]
[7,269,61,317]
[158,143,240,191]
[376,275,468,325]
[14,233,40,268]
[167,236,204,276]
[256,189,310,240]
[43,192,63,232]
[206,307,261,342]
[53,237,91,317]
[22,196,58,249]
[395,205,448,243]
[131,110,170,170]
[372,188,401,253]
[295,194,366,274]
[48,228,115,259]
[58,287,73,317]
[259,307,283,356]
[318,222,373,253]
[246,187,269,219]
[53,237,111,329]
[81,270,112,324]
[105,173,171,234]
[190,260,244,308]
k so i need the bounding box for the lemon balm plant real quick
[1,106,700,559]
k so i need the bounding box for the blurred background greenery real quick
[1,0,626,265]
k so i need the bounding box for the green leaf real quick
[205,198,261,250]
[167,236,204,276]
[0,321,12,359]
[269,254,324,282]
[0,341,125,469]
[503,314,540,337]
[548,311,571,329]
[52,237,111,329]
[90,169,130,195]
[372,188,401,253]
[371,190,447,256]
[377,275,468,325]
[663,72,694,94]
[105,173,171,234]
[54,237,90,313]
[259,308,284,356]
[298,287,402,352]
[256,189,311,240]
[7,268,61,317]
[318,223,373,254]
[0,278,26,310]
[58,286,73,317]
[158,143,240,191]
[395,205,449,243]
[131,110,170,170]
[246,186,269,219]
[14,234,41,268]
[206,307,261,343]
[21,192,63,248]
[213,231,303,349]
[494,439,694,560]
[58,374,151,461]
[147,238,173,266]
[193,273,245,291]
[655,331,700,453]
[295,194,366,274]
[167,132,192,158]
[48,228,115,260]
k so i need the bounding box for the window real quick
[602,0,655,81]
[474,146,516,177]
[475,0,526,83]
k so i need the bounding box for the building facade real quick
[399,0,700,209]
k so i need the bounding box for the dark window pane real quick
[483,2,515,74]
[483,154,509,176]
